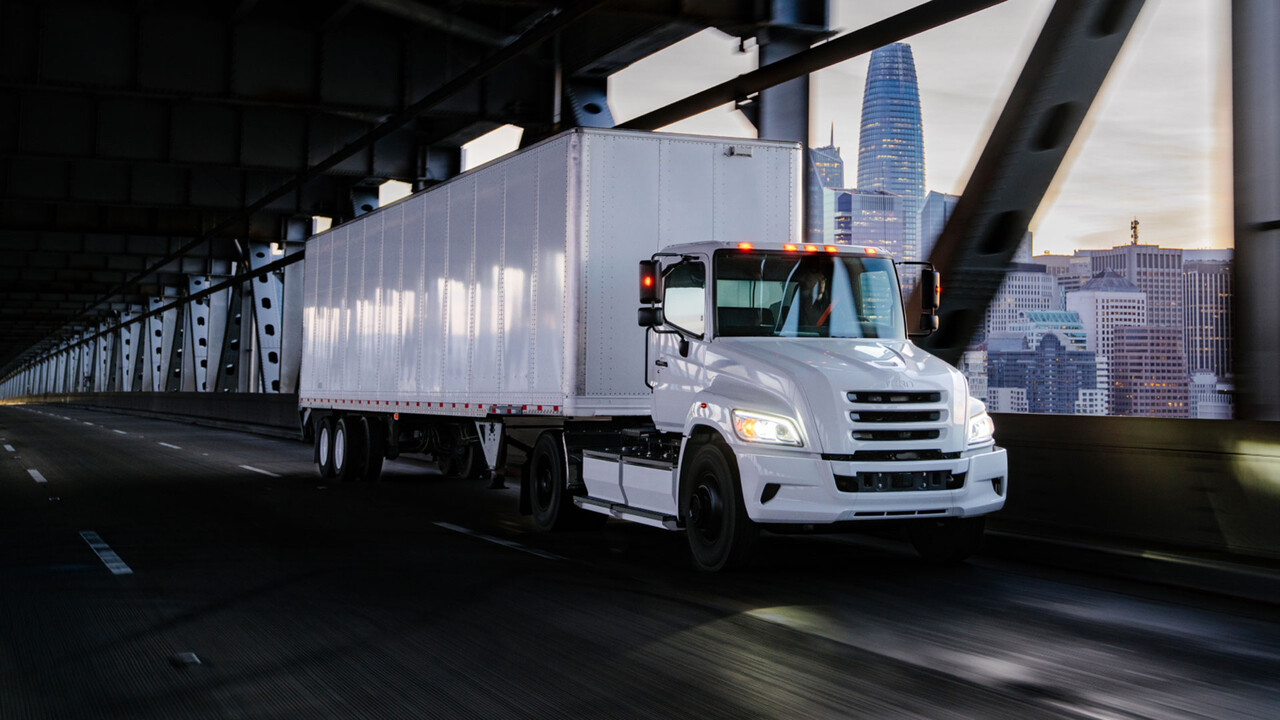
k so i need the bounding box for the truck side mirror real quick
[639,260,662,304]
[922,268,941,312]
[638,307,663,327]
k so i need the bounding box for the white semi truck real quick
[299,128,1007,570]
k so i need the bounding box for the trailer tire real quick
[908,517,985,565]
[333,415,367,483]
[359,416,385,482]
[681,441,758,571]
[316,416,336,478]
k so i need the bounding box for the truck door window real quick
[663,261,706,336]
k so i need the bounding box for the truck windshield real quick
[714,252,905,339]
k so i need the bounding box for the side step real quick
[574,496,680,531]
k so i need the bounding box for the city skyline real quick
[604,0,1231,256]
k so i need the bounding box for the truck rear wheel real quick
[528,431,601,532]
[682,442,758,571]
[333,415,367,483]
[316,416,336,478]
[908,517,985,564]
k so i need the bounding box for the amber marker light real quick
[804,244,818,252]
[824,245,838,253]
[738,242,754,250]
[784,243,798,251]
[643,275,653,288]
[865,247,878,255]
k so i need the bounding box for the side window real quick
[663,261,706,336]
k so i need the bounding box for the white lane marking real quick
[83,422,94,426]
[28,469,47,483]
[158,442,182,450]
[79,531,134,575]
[3,444,14,452]
[113,429,127,435]
[61,416,71,420]
[433,522,563,561]
[239,465,281,478]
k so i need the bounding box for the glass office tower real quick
[857,43,925,262]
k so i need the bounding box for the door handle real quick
[654,359,669,367]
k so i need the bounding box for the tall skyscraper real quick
[857,43,925,262]
[1182,259,1232,378]
[1080,220,1183,329]
[811,125,845,189]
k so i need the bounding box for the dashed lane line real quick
[158,442,182,450]
[28,469,47,483]
[112,430,127,435]
[433,522,564,561]
[79,531,134,575]
[239,465,281,478]
[4,444,13,452]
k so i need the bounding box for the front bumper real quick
[735,445,1008,524]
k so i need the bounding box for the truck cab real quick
[575,241,1007,570]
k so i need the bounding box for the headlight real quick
[732,410,803,447]
[967,411,995,446]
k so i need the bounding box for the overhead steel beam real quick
[353,0,513,47]
[10,0,608,377]
[916,0,1146,365]
[619,0,1005,131]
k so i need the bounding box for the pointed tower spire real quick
[830,122,835,148]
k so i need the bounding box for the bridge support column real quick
[1232,0,1280,420]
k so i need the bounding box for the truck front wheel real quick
[682,442,758,571]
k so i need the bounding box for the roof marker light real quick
[784,244,798,251]
[738,242,754,250]
[824,245,838,253]
[804,244,818,253]
[866,247,878,255]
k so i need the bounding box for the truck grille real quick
[845,389,949,450]
[835,471,965,493]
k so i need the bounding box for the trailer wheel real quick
[681,442,758,571]
[358,416,385,482]
[316,416,336,478]
[333,415,367,483]
[908,517,985,565]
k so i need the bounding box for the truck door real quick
[650,260,708,432]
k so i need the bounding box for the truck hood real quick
[708,338,969,455]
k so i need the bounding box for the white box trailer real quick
[300,128,799,418]
[300,128,1007,571]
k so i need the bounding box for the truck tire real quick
[528,431,602,532]
[908,517,985,565]
[358,416,385,482]
[681,441,759,571]
[438,441,482,480]
[316,416,336,478]
[333,415,367,483]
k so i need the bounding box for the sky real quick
[462,0,1233,256]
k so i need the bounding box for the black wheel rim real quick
[688,475,724,543]
[534,456,555,511]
